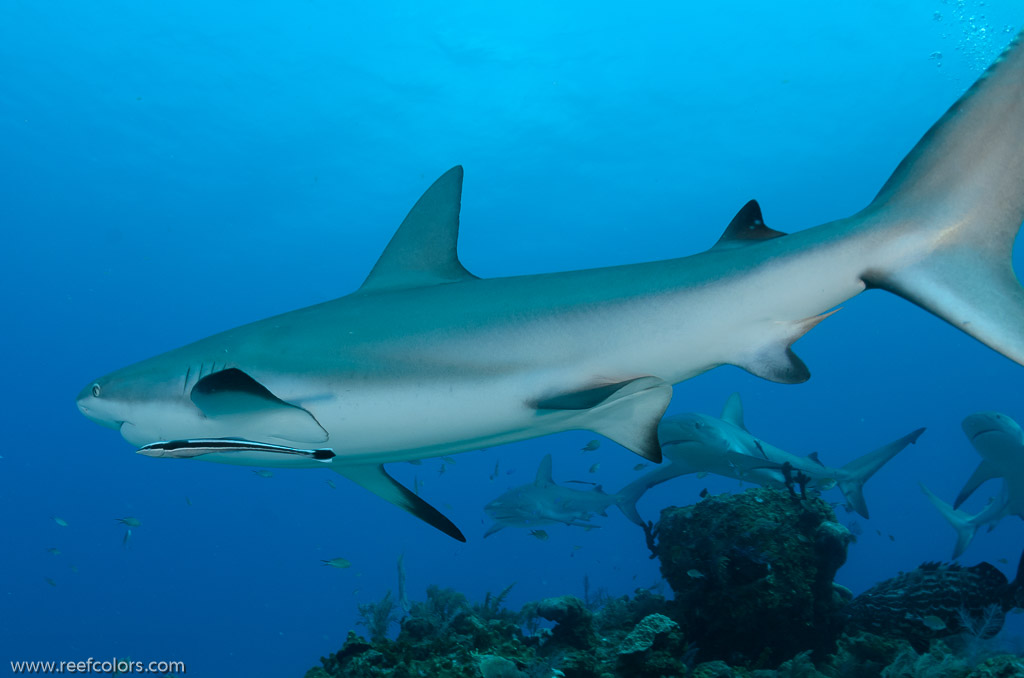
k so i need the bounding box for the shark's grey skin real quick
[922,412,1024,558]
[77,31,1024,540]
[612,394,924,525]
[483,454,645,537]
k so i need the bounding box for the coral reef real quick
[305,487,1023,678]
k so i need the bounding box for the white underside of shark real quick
[77,30,1024,540]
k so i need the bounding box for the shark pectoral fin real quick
[719,393,747,430]
[358,166,477,293]
[537,377,672,462]
[332,464,466,542]
[954,460,1001,509]
[191,368,328,443]
[733,309,839,384]
[712,200,787,250]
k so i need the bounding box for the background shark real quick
[482,454,647,537]
[77,29,1024,540]
[922,412,1024,558]
[612,394,924,525]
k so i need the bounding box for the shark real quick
[483,454,647,537]
[610,393,925,525]
[922,412,1024,558]
[77,30,1024,541]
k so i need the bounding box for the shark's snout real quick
[76,381,124,430]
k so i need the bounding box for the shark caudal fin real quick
[835,428,925,519]
[861,30,1024,366]
[921,483,978,559]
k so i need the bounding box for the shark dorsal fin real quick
[358,166,477,293]
[535,454,555,487]
[712,200,787,250]
[720,392,746,430]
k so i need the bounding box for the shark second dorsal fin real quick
[359,166,477,293]
[712,200,787,250]
[954,460,1001,509]
[535,454,555,487]
[720,392,746,430]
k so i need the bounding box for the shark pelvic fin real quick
[712,200,787,250]
[332,464,466,542]
[954,460,1002,509]
[359,166,477,293]
[535,376,672,462]
[191,368,328,443]
[733,309,839,384]
[534,454,555,486]
[719,392,747,430]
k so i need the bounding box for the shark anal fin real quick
[954,460,1001,509]
[333,464,466,542]
[191,368,328,443]
[535,376,672,462]
[358,166,477,293]
[712,200,787,250]
[733,309,839,384]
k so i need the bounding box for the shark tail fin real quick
[613,482,648,527]
[920,483,977,559]
[332,464,466,542]
[835,428,925,519]
[860,30,1024,366]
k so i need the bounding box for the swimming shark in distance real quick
[483,454,647,537]
[922,412,1024,558]
[610,393,924,525]
[77,30,1024,541]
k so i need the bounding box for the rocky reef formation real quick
[653,488,853,665]
[304,487,1024,678]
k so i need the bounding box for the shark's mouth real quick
[969,428,1001,442]
[660,439,699,447]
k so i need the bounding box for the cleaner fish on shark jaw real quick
[77,28,1024,540]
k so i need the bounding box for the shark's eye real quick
[91,384,101,398]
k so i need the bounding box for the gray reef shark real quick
[922,412,1024,558]
[611,394,924,525]
[77,31,1024,540]
[483,454,648,537]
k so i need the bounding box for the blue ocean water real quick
[2,1,1023,675]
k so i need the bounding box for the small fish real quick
[699,488,709,498]
[889,534,896,542]
[921,615,947,631]
[185,496,192,506]
[581,440,600,452]
[122,528,132,549]
[321,557,352,569]
[588,463,600,474]
[45,547,61,556]
[490,460,500,480]
[116,517,142,527]
[687,569,705,579]
[407,459,423,466]
[326,479,337,489]
[45,577,57,587]
[253,470,274,478]
[438,464,446,476]
[999,557,1010,564]
[52,517,68,527]
[633,463,648,471]
[69,564,79,573]
[442,456,456,465]
[529,529,549,541]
